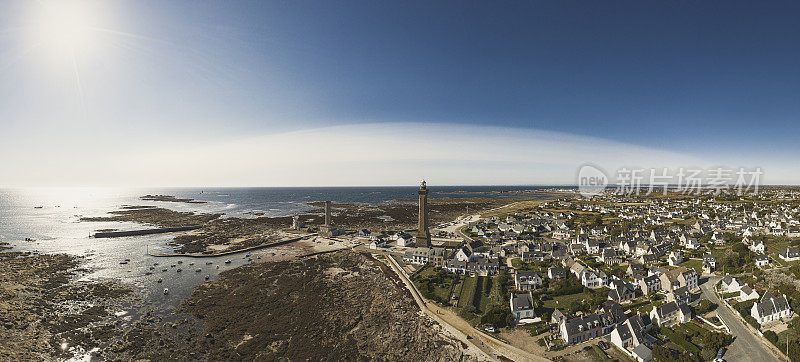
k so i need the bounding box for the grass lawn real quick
[679,259,703,273]
[591,345,613,362]
[458,276,478,309]
[542,291,593,309]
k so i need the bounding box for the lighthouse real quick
[415,180,431,247]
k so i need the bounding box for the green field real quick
[542,291,593,310]
[679,259,703,273]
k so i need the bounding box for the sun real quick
[31,0,102,57]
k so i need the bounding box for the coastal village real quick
[331,184,800,362]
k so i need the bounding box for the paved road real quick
[699,276,785,362]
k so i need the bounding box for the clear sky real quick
[1,1,798,186]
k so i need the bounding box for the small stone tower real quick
[320,201,334,237]
[415,181,431,247]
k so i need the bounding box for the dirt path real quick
[382,252,549,362]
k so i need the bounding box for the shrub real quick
[764,330,778,345]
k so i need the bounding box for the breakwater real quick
[93,226,202,238]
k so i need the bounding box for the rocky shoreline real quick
[0,245,134,360]
[80,197,518,255]
[99,250,481,360]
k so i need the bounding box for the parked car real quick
[598,341,609,350]
[582,346,592,352]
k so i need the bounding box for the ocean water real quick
[0,186,557,318]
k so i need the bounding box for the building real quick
[751,292,792,324]
[720,276,743,293]
[610,315,653,362]
[740,285,759,301]
[394,232,414,247]
[668,251,683,266]
[638,275,662,295]
[548,266,566,279]
[514,271,543,291]
[755,255,770,267]
[779,247,800,261]
[703,254,716,270]
[403,247,450,265]
[415,181,431,247]
[560,314,607,345]
[650,301,692,327]
[608,283,636,303]
[510,292,536,323]
[659,267,698,292]
[319,201,338,237]
[581,270,607,288]
[666,286,691,306]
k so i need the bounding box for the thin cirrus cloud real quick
[95,122,718,187]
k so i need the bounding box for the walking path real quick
[382,252,548,362]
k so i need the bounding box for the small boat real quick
[216,265,219,269]
[153,263,159,266]
[149,266,155,270]
[34,206,43,209]
[206,262,212,265]
[163,288,169,295]
[177,261,183,264]
[162,268,168,272]
[145,272,152,275]
[225,260,231,264]
[176,268,182,272]
[205,275,210,280]
[120,261,128,265]
[189,262,194,266]
[195,268,201,273]
[157,278,163,283]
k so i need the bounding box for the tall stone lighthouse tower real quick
[415,180,431,247]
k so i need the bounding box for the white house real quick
[668,251,683,266]
[740,285,759,302]
[368,239,386,249]
[510,292,536,324]
[514,271,543,291]
[394,232,414,247]
[650,301,691,327]
[610,315,653,362]
[751,292,792,324]
[755,255,770,268]
[582,270,607,288]
[720,276,743,294]
[779,247,800,262]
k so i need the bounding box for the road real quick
[381,251,548,362]
[699,276,786,362]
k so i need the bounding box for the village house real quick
[740,285,759,302]
[666,286,691,306]
[638,275,662,295]
[403,247,450,266]
[659,267,698,292]
[751,292,792,324]
[650,301,692,327]
[548,266,566,279]
[514,271,543,291]
[755,254,770,267]
[582,270,608,288]
[510,292,536,324]
[779,247,800,261]
[720,276,743,293]
[608,283,636,303]
[610,315,653,362]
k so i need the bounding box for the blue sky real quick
[1,1,798,186]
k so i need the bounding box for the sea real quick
[0,186,560,322]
